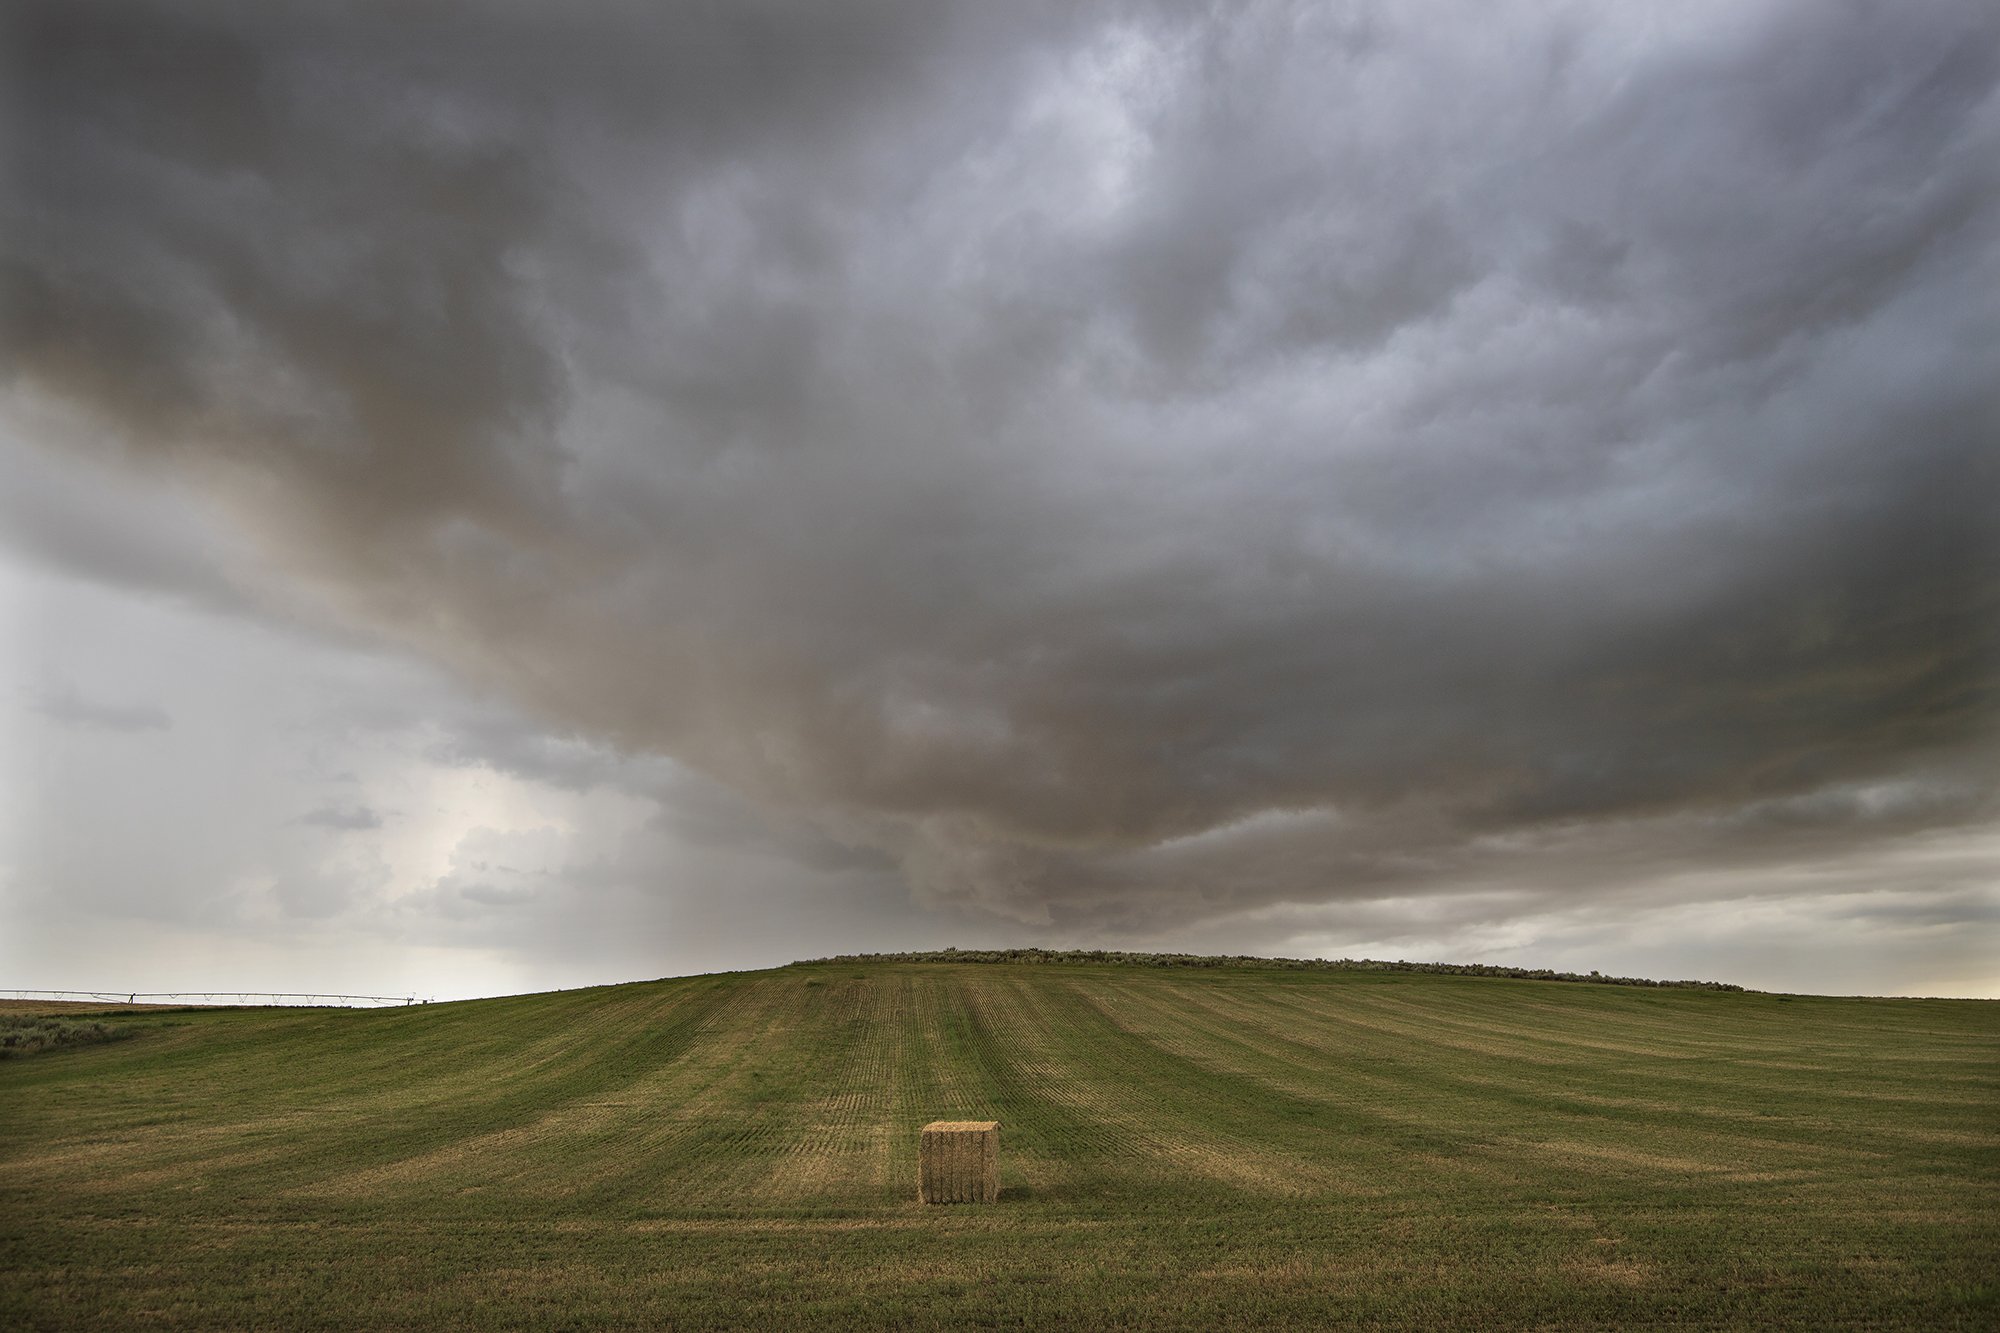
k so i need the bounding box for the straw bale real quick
[919,1120,999,1203]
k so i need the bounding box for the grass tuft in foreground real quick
[0,1015,134,1059]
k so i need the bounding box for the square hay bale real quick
[919,1120,1000,1204]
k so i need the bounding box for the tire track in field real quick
[904,972,1090,1195]
[576,979,855,1205]
[14,981,736,1200]
[1147,980,1978,1185]
[731,976,911,1205]
[294,980,777,1201]
[610,972,941,1208]
[1095,979,1828,1190]
[1246,981,1740,1067]
[1082,977,1536,1188]
[949,976,1350,1198]
[1313,982,2000,1157]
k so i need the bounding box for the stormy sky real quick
[4,0,1995,999]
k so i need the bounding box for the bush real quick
[0,1015,136,1058]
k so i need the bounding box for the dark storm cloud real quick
[6,0,1996,929]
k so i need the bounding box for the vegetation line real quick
[793,947,1748,991]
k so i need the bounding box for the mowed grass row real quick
[2,963,1995,1329]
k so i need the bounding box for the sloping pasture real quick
[2,962,1993,1328]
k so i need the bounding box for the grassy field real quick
[2,960,1995,1329]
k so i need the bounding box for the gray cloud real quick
[33,687,171,733]
[456,883,536,909]
[5,0,1996,944]
[298,805,383,832]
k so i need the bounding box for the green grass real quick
[2,961,1995,1329]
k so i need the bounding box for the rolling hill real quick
[3,957,1995,1329]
